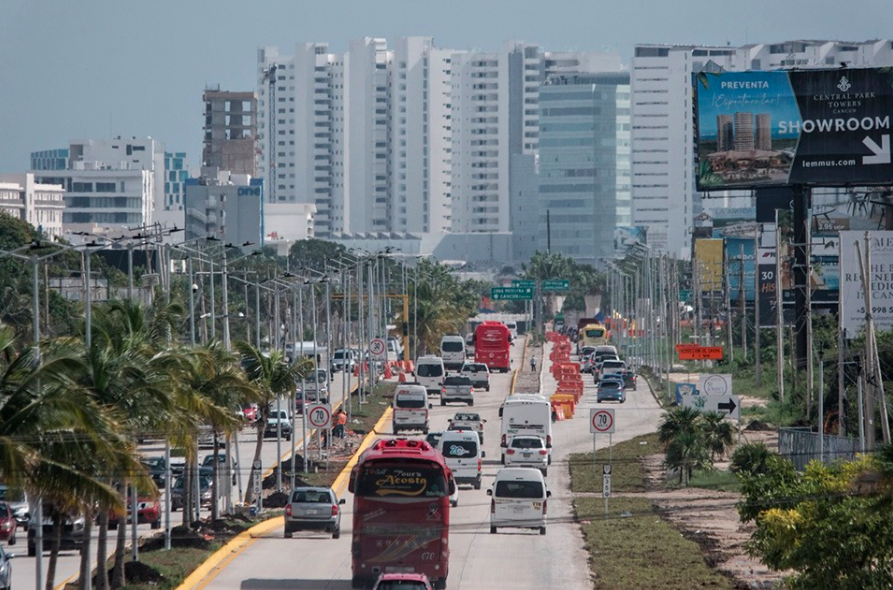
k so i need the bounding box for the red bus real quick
[474,321,511,372]
[348,438,455,589]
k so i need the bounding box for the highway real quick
[200,337,662,590]
[11,371,357,590]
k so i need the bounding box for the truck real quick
[500,394,552,465]
[474,321,512,373]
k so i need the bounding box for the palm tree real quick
[658,405,703,445]
[701,412,735,461]
[235,342,310,505]
[665,430,711,485]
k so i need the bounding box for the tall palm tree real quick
[235,342,310,505]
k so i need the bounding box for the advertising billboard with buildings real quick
[694,239,724,293]
[694,68,893,189]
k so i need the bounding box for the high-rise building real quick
[631,40,893,258]
[202,89,258,176]
[716,115,733,151]
[0,173,65,239]
[733,112,755,151]
[30,149,69,171]
[755,114,772,151]
[537,73,631,264]
[160,151,188,229]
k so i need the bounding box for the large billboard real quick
[839,231,893,336]
[694,239,724,293]
[694,68,893,189]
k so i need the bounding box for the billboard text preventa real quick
[694,68,893,189]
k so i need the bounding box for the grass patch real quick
[577,496,733,590]
[687,468,742,493]
[569,433,661,494]
[120,545,223,590]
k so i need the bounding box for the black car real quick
[142,456,185,488]
[621,370,637,390]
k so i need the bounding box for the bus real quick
[348,438,455,589]
[474,321,512,373]
[579,323,609,353]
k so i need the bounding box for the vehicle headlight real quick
[73,519,85,531]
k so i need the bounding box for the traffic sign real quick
[677,346,724,360]
[699,374,733,396]
[512,279,536,288]
[307,403,333,429]
[252,460,262,498]
[590,409,616,434]
[491,287,534,301]
[542,279,570,292]
[681,394,740,420]
[675,382,697,405]
[252,459,262,470]
[369,338,387,362]
[603,472,611,498]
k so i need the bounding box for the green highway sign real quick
[512,279,536,288]
[679,289,692,303]
[542,279,570,292]
[491,287,534,301]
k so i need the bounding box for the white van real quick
[392,384,430,434]
[414,355,446,395]
[500,394,553,465]
[440,335,466,370]
[505,321,518,342]
[438,430,483,490]
[488,467,550,535]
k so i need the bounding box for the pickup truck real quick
[264,408,293,441]
[441,375,474,407]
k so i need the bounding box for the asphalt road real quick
[201,337,662,590]
[11,371,356,590]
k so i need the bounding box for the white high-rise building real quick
[0,173,65,239]
[631,40,893,258]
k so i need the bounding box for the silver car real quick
[0,543,12,590]
[284,487,344,539]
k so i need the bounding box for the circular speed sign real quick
[590,409,615,434]
[370,338,387,360]
[307,404,332,429]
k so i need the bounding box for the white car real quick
[488,467,550,535]
[504,435,549,476]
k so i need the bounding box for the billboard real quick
[694,68,893,189]
[839,231,893,336]
[694,239,725,293]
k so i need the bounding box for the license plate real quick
[385,567,415,574]
[533,502,542,510]
[523,453,532,458]
[512,506,526,514]
[305,509,318,515]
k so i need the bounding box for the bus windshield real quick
[355,464,448,498]
[585,328,605,338]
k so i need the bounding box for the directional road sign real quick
[369,338,387,362]
[681,394,740,420]
[307,403,333,429]
[590,409,616,434]
[542,279,570,292]
[699,374,733,396]
[491,287,534,301]
[512,279,536,288]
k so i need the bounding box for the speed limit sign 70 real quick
[590,409,615,434]
[307,404,332,429]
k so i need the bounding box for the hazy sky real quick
[1,0,891,172]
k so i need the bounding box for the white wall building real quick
[631,40,893,258]
[0,173,65,238]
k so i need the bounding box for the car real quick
[459,362,490,391]
[372,573,433,590]
[170,476,212,512]
[27,512,86,556]
[284,487,344,539]
[504,435,549,476]
[597,379,626,403]
[109,493,161,530]
[621,370,637,390]
[441,375,474,406]
[141,456,185,489]
[330,349,357,373]
[0,544,13,589]
[0,503,18,545]
[199,453,236,479]
[0,485,30,530]
[597,359,626,383]
[488,467,550,535]
[425,431,444,449]
[264,407,293,440]
[448,412,486,444]
[240,403,259,423]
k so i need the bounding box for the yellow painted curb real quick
[333,407,393,498]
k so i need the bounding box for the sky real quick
[1,0,891,172]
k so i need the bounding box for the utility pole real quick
[776,211,785,405]
[739,244,746,361]
[856,238,877,450]
[754,228,762,388]
[724,250,733,363]
[806,212,814,419]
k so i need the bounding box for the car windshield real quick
[444,377,471,385]
[395,397,426,409]
[442,440,478,458]
[494,480,544,499]
[333,350,349,360]
[603,361,625,368]
[416,364,443,377]
[511,438,544,449]
[442,341,463,352]
[292,490,332,504]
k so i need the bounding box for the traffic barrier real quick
[383,363,393,379]
[398,372,407,383]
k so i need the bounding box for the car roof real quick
[439,430,480,441]
[396,384,427,394]
[292,486,334,494]
[495,467,546,481]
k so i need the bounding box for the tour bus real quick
[579,323,609,353]
[500,394,553,465]
[349,438,455,590]
[474,321,512,373]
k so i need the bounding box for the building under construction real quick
[202,88,258,176]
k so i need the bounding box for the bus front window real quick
[356,465,447,498]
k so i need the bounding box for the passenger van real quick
[505,321,518,343]
[392,384,430,434]
[438,430,483,489]
[488,467,550,535]
[440,335,466,370]
[500,394,553,465]
[414,355,446,395]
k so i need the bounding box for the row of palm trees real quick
[0,299,310,590]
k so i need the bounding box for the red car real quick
[372,573,433,590]
[241,403,258,423]
[0,502,18,545]
[109,495,161,530]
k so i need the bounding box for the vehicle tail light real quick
[490,500,495,514]
[506,448,515,455]
[478,458,482,472]
[285,504,292,517]
[539,450,548,455]
[546,435,552,447]
[501,434,506,447]
[332,504,339,517]
[543,500,548,515]
[441,387,446,394]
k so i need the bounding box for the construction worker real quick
[530,355,537,372]
[334,409,348,439]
